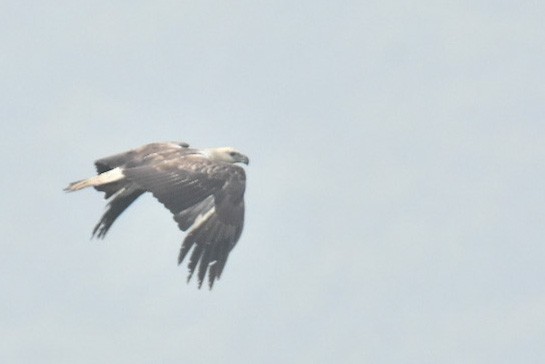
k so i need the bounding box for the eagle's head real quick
[204,147,249,165]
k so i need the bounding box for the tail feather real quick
[64,167,125,192]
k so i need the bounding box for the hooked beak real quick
[240,154,249,165]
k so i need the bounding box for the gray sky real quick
[2,1,545,363]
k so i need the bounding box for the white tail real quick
[64,167,125,192]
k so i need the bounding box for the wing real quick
[122,156,246,288]
[90,142,190,235]
[180,166,245,288]
[92,185,145,239]
[95,141,190,175]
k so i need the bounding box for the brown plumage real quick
[65,141,249,289]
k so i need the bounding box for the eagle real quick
[64,141,249,289]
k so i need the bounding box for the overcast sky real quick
[2,1,545,363]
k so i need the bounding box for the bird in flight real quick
[64,141,249,289]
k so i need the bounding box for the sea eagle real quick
[64,141,249,289]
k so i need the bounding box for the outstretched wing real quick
[122,156,246,288]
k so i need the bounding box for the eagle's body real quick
[65,141,249,289]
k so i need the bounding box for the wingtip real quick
[208,278,216,290]
[184,263,210,290]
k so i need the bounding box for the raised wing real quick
[90,142,190,236]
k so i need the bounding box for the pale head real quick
[202,147,249,165]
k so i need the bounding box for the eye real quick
[229,152,236,157]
